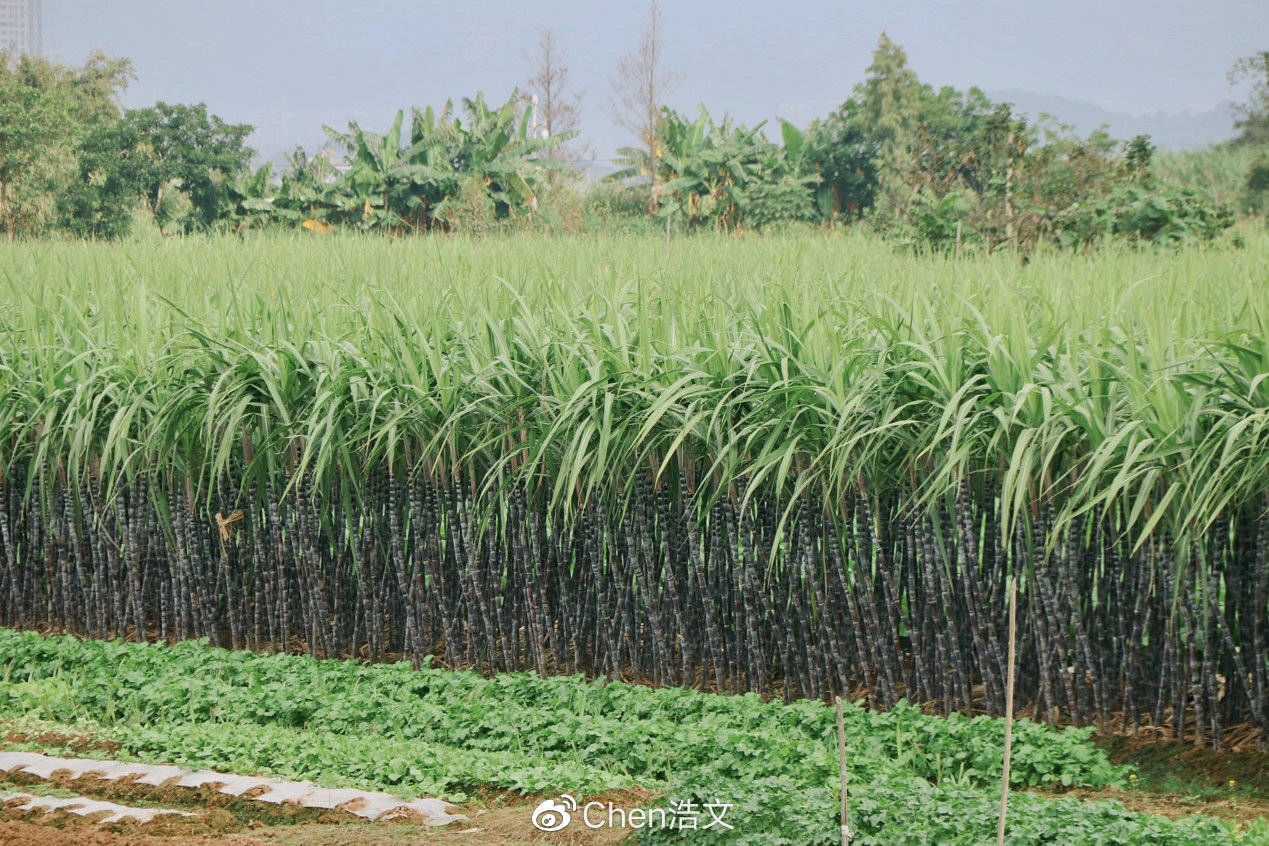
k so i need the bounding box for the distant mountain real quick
[986,90,1237,149]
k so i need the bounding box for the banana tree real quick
[612,106,819,229]
[426,92,574,227]
[779,119,836,219]
[224,162,299,230]
[322,92,574,232]
[323,111,440,230]
[273,147,339,222]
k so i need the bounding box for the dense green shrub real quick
[1053,181,1235,247]
[742,179,823,229]
[581,181,664,233]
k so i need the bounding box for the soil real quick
[1095,733,1269,795]
[0,784,653,845]
[1,728,120,756]
[1031,732,1269,829]
[1035,785,1269,829]
[0,818,238,846]
[0,814,638,845]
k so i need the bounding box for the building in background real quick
[0,0,40,56]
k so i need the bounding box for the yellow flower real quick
[1228,779,1236,789]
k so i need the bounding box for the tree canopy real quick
[0,51,133,239]
[1229,51,1269,147]
[2,37,1254,245]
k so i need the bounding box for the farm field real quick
[0,629,1264,843]
[0,231,1267,842]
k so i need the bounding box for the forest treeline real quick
[2,34,1267,248]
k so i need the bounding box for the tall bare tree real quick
[525,29,589,178]
[610,1,681,211]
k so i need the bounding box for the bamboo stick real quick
[996,575,1017,846]
[835,695,851,845]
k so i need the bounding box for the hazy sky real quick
[42,1,1269,161]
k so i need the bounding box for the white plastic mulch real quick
[0,790,196,824]
[0,751,466,825]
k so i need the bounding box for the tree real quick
[0,67,64,239]
[1228,51,1269,147]
[612,106,818,230]
[524,29,589,178]
[322,110,424,230]
[119,102,254,230]
[803,34,1227,251]
[804,103,879,219]
[320,92,571,233]
[22,51,136,127]
[0,51,132,239]
[809,34,962,222]
[852,34,925,218]
[59,118,146,239]
[610,2,682,211]
[1243,154,1269,215]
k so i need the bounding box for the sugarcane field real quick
[2,3,1269,844]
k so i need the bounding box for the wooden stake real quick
[997,575,1018,846]
[835,696,851,844]
[1004,130,1016,250]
